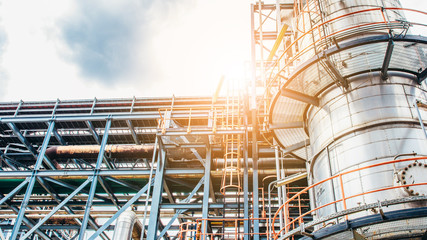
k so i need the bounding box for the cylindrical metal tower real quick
[269,0,427,238]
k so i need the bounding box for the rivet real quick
[405,167,409,171]
[418,163,422,167]
[401,176,405,180]
[403,180,407,185]
[408,165,412,168]
[415,192,420,196]
[410,189,414,194]
[413,163,417,167]
[402,171,406,175]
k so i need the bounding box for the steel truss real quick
[0,95,306,239]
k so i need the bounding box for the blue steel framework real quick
[0,96,306,239]
[0,1,321,238]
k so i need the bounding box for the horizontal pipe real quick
[0,213,193,219]
[7,143,283,169]
[0,168,306,180]
[44,144,278,160]
[46,145,154,159]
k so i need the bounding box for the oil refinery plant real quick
[0,0,426,239]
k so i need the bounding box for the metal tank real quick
[269,0,427,238]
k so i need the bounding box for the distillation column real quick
[269,0,427,238]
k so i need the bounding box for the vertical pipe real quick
[78,119,111,240]
[243,121,250,237]
[274,146,284,236]
[252,103,260,239]
[280,151,287,231]
[201,145,212,239]
[414,100,427,139]
[251,2,260,238]
[10,121,55,240]
[112,211,138,240]
[275,0,282,34]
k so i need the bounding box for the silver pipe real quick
[280,152,287,237]
[414,99,427,139]
[112,210,140,240]
[268,178,284,240]
[392,152,418,175]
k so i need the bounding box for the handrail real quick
[196,218,270,240]
[263,7,427,110]
[271,156,427,239]
[177,221,200,240]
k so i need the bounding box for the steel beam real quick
[381,38,395,80]
[281,89,319,107]
[146,140,167,240]
[126,120,141,145]
[0,179,29,206]
[0,168,205,178]
[158,176,205,239]
[34,177,110,240]
[20,177,93,239]
[0,112,205,123]
[243,121,250,240]
[104,176,140,191]
[162,178,184,224]
[7,122,56,170]
[142,136,158,236]
[78,119,111,240]
[201,146,212,239]
[85,121,101,144]
[164,177,194,189]
[157,220,170,240]
[418,68,427,83]
[43,177,109,202]
[13,100,23,117]
[251,2,260,237]
[88,179,153,240]
[270,121,304,129]
[0,225,115,231]
[282,139,310,155]
[51,125,67,145]
[98,176,120,209]
[3,202,51,240]
[10,120,55,240]
[322,55,348,89]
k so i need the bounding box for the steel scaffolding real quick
[0,95,307,239]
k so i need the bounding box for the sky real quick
[0,0,425,102]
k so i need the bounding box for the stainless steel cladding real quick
[308,74,427,220]
[295,0,406,63]
[269,0,427,230]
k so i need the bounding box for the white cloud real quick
[0,0,425,101]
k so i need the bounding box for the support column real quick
[243,121,250,240]
[275,145,284,237]
[251,3,260,238]
[146,138,167,240]
[10,121,55,240]
[201,145,212,239]
[78,119,112,240]
[252,109,260,240]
